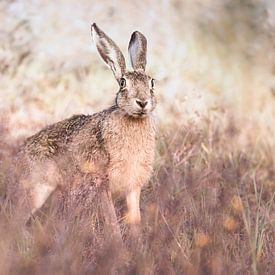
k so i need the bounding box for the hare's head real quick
[91,23,156,118]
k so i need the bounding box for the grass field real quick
[0,0,274,274]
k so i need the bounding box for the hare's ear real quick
[91,23,126,81]
[128,31,147,71]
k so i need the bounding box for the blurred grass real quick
[0,113,274,274]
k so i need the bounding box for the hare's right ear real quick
[91,23,126,81]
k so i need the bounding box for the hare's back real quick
[21,114,92,160]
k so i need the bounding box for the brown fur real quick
[16,24,157,235]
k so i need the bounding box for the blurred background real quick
[0,0,275,138]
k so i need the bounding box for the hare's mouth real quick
[131,111,148,118]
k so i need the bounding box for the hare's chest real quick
[105,118,155,194]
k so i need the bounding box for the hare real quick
[15,23,156,238]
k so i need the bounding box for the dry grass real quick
[0,0,275,274]
[0,114,274,274]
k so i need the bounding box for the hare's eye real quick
[119,78,126,89]
[150,78,155,89]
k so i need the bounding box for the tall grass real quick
[0,113,274,274]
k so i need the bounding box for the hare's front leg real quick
[126,187,142,239]
[126,187,141,224]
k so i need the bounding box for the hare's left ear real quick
[91,23,126,81]
[128,31,147,71]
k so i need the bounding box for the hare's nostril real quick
[136,100,148,109]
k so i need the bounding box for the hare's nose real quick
[136,100,148,109]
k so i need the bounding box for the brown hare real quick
[16,23,156,239]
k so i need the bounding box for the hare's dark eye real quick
[119,78,126,89]
[151,78,155,89]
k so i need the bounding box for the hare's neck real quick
[107,108,156,138]
[112,106,155,126]
[122,112,156,131]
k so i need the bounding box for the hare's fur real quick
[16,24,156,231]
